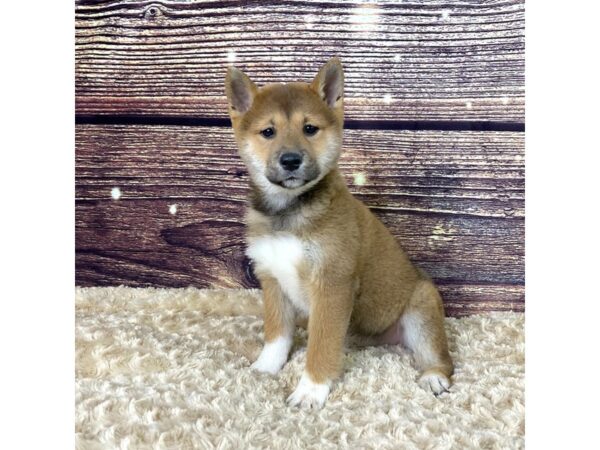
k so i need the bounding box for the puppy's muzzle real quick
[265,149,319,189]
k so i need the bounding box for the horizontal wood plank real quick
[76,0,524,122]
[75,198,523,284]
[76,124,524,218]
[76,124,524,315]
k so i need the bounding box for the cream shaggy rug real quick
[75,287,524,450]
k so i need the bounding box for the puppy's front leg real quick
[287,282,353,409]
[251,276,295,375]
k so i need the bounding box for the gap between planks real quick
[75,115,525,132]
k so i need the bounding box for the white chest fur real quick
[246,234,310,315]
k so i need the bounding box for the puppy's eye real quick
[303,124,319,136]
[260,128,275,139]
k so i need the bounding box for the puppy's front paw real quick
[250,357,282,375]
[286,372,330,409]
[250,336,292,375]
[418,370,451,395]
[250,349,286,375]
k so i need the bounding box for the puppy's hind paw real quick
[418,370,451,396]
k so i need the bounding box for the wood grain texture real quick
[76,124,524,316]
[75,0,524,121]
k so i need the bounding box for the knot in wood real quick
[144,4,163,20]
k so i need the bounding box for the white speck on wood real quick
[169,204,178,215]
[111,187,122,200]
[349,5,380,32]
[352,172,367,186]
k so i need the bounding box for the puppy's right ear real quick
[225,67,257,118]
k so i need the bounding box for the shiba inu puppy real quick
[225,57,453,409]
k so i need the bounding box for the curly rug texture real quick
[75,287,524,450]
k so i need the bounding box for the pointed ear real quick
[311,57,344,108]
[225,67,257,117]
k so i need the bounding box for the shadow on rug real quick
[75,286,524,450]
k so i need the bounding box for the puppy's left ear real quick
[311,57,344,109]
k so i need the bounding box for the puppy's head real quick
[225,58,344,194]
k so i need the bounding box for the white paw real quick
[286,372,330,409]
[418,371,451,395]
[250,336,292,375]
[251,357,282,375]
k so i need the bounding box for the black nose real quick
[279,152,303,172]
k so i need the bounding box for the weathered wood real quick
[75,0,524,122]
[75,124,524,315]
[76,124,524,218]
[75,198,523,283]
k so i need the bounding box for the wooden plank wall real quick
[75,0,525,317]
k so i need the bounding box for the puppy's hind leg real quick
[401,280,454,395]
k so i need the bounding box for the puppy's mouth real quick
[264,163,320,190]
[278,177,307,189]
